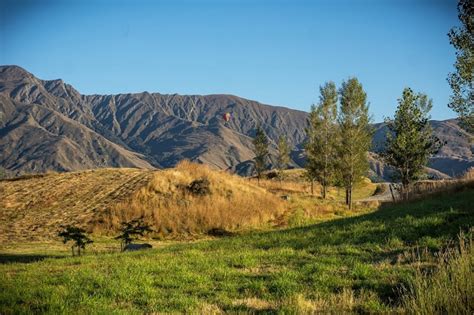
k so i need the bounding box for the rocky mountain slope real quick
[0,65,472,179]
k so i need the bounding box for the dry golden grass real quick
[248,171,379,227]
[462,167,474,180]
[410,176,474,199]
[0,168,154,243]
[401,232,474,314]
[253,170,377,202]
[95,161,285,237]
[254,177,313,194]
[0,164,380,244]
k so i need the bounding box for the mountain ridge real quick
[0,65,472,179]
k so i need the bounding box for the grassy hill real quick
[0,168,155,242]
[0,163,379,244]
[0,174,472,313]
[1,163,294,244]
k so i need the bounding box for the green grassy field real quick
[1,187,473,313]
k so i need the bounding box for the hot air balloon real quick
[223,112,231,122]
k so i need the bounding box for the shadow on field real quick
[0,254,63,264]
[250,186,474,252]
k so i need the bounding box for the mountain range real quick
[0,65,472,180]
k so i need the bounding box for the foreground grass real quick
[401,233,473,314]
[1,188,473,313]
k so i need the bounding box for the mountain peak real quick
[0,65,36,81]
[0,66,472,178]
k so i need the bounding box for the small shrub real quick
[265,171,279,179]
[187,178,211,196]
[58,225,93,256]
[207,227,234,237]
[115,216,153,251]
[372,184,387,196]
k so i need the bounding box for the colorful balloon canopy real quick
[223,112,231,122]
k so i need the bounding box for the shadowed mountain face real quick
[0,65,472,179]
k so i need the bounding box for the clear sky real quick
[0,0,460,122]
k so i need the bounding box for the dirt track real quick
[358,183,399,202]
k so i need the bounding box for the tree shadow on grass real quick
[0,254,64,264]
[247,187,474,252]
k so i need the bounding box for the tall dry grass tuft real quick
[282,288,386,313]
[401,231,474,314]
[94,161,285,237]
[462,167,474,180]
[405,177,474,201]
[252,178,315,195]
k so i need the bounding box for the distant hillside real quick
[0,65,472,179]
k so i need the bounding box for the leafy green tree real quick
[447,0,473,133]
[252,125,269,184]
[384,88,439,200]
[304,82,338,199]
[337,78,372,209]
[58,225,93,256]
[115,216,153,251]
[276,135,291,184]
[305,108,318,196]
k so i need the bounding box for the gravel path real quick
[358,182,399,202]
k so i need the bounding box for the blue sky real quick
[0,0,459,122]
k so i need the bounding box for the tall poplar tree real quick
[337,78,372,209]
[304,109,318,195]
[253,125,269,183]
[276,135,291,184]
[304,81,338,199]
[384,88,438,200]
[447,0,473,133]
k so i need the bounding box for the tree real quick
[58,225,93,256]
[305,107,319,196]
[115,216,153,251]
[337,78,372,210]
[304,82,338,199]
[447,0,473,133]
[276,135,291,184]
[384,88,439,200]
[252,125,269,183]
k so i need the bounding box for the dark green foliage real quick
[384,88,439,200]
[277,136,291,183]
[305,81,338,198]
[115,216,153,251]
[447,0,473,132]
[57,225,93,256]
[187,178,211,196]
[337,78,373,209]
[252,125,269,183]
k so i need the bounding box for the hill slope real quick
[0,168,154,242]
[0,163,284,243]
[0,65,472,178]
[1,183,472,313]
